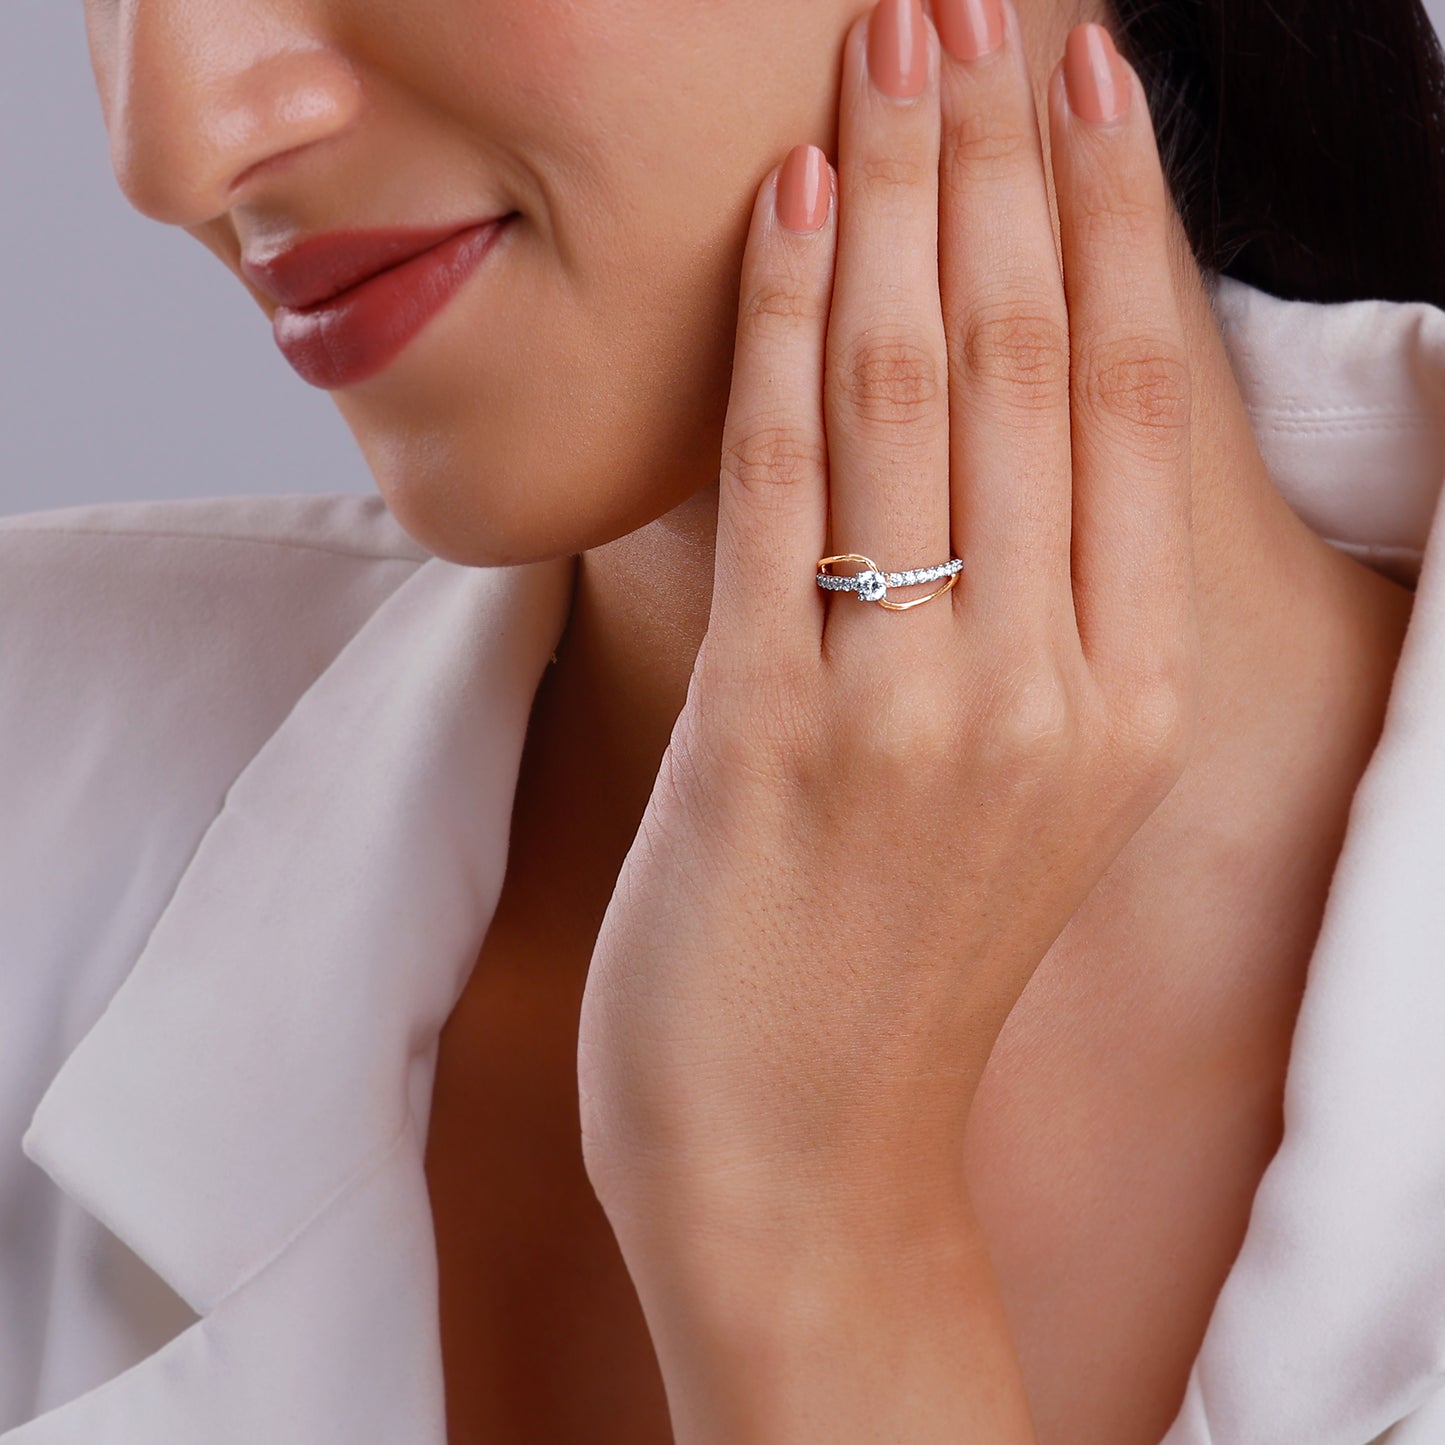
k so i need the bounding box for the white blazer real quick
[2,271,1443,1444]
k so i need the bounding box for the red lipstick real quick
[242,217,515,389]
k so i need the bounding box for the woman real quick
[3,0,1444,1440]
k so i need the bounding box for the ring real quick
[815,553,964,612]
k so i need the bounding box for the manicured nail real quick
[1063,23,1131,123]
[776,144,831,233]
[868,0,929,99]
[934,0,1005,62]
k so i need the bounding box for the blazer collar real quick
[12,272,1445,1444]
[1209,271,1445,589]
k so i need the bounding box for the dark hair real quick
[1106,0,1445,310]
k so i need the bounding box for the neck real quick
[521,257,1414,923]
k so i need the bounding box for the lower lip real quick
[272,218,512,389]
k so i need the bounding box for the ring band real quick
[816,553,963,612]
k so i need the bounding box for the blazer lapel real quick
[6,550,574,1441]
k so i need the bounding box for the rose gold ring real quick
[815,553,963,612]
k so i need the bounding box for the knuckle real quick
[979,666,1076,776]
[1073,184,1164,252]
[943,110,1034,178]
[855,148,933,194]
[834,327,944,429]
[1078,335,1191,442]
[845,675,958,778]
[740,275,826,336]
[1113,670,1194,786]
[953,301,1071,410]
[720,422,826,500]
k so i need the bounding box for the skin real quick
[82,0,1418,1440]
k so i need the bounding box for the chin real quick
[352,407,722,570]
[336,358,732,570]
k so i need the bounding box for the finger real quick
[931,0,1076,641]
[825,0,954,633]
[1048,25,1194,687]
[712,145,838,663]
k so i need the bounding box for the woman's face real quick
[82,0,1073,566]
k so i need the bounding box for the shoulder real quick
[0,488,432,554]
[0,491,431,723]
[0,493,451,864]
[0,490,441,979]
[0,486,572,851]
[0,492,441,986]
[0,490,433,627]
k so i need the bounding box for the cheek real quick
[344,1,843,565]
[334,209,743,569]
[488,0,820,242]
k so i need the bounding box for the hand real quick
[578,0,1198,1254]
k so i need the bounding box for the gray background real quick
[4,0,1445,518]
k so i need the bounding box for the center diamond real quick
[856,569,887,602]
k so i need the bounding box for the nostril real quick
[228,142,312,201]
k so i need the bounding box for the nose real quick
[92,1,363,226]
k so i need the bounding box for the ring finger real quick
[825,0,953,642]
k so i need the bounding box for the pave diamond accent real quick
[815,555,963,604]
[885,559,963,588]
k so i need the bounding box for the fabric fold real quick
[4,1122,449,1445]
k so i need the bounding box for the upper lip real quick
[240,217,512,310]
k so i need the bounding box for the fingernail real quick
[934,0,1004,62]
[776,144,831,233]
[868,0,929,99]
[1063,23,1131,123]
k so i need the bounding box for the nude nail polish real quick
[868,0,929,99]
[934,0,1005,62]
[1063,23,1131,123]
[776,144,830,233]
